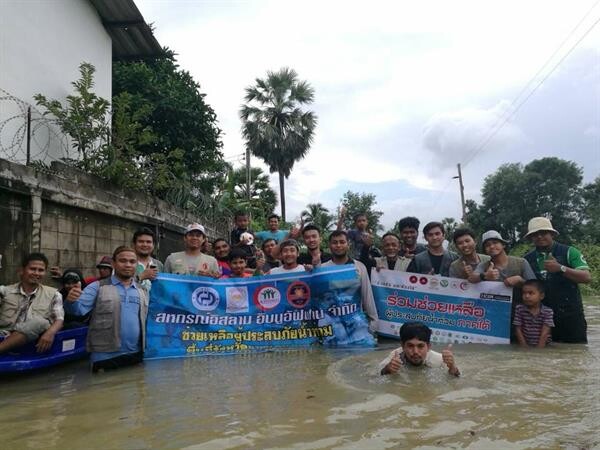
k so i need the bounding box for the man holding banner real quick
[323,230,378,329]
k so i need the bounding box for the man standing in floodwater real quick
[523,217,591,343]
[65,246,148,372]
[322,230,378,330]
[406,221,458,276]
[380,322,460,377]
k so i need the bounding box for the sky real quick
[136,0,600,230]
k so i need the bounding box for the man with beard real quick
[523,217,591,343]
[65,246,148,372]
[449,228,490,279]
[164,223,219,277]
[407,222,457,276]
[298,224,331,265]
[322,230,378,328]
[396,217,427,258]
[380,322,460,376]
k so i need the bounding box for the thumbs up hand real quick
[442,343,460,376]
[543,255,561,273]
[485,262,499,280]
[66,283,82,302]
[382,350,403,375]
[462,260,474,277]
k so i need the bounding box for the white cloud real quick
[422,100,528,169]
[135,0,600,224]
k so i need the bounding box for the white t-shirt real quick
[164,251,219,275]
[379,349,444,372]
[269,265,306,275]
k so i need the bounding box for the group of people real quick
[0,209,592,375]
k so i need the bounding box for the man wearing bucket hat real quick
[470,230,536,287]
[164,223,219,277]
[470,230,536,343]
[523,217,591,343]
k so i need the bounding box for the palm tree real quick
[240,67,317,222]
[230,166,277,218]
[300,203,334,231]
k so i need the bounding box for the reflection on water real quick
[1,304,599,450]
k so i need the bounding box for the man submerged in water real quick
[380,322,460,377]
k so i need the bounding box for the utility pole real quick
[245,147,251,210]
[454,163,466,224]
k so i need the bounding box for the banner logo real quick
[191,287,220,311]
[286,281,310,308]
[254,285,281,310]
[226,286,249,313]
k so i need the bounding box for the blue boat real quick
[0,326,88,373]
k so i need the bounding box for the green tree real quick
[465,157,584,244]
[338,191,384,233]
[240,67,317,222]
[35,63,192,197]
[34,62,110,169]
[112,50,226,198]
[229,166,278,219]
[301,203,334,232]
[581,176,600,243]
[442,217,459,239]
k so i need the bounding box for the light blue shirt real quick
[65,275,141,362]
[255,229,289,243]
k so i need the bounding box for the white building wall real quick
[0,0,112,163]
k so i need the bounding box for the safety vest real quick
[0,283,57,329]
[86,279,148,353]
[524,242,584,316]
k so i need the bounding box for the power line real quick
[462,3,600,168]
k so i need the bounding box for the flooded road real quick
[1,301,599,450]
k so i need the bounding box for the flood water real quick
[1,301,599,450]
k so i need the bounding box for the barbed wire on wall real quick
[0,88,232,236]
[0,88,71,165]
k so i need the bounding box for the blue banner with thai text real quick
[371,269,512,344]
[145,266,375,359]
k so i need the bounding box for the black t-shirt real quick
[429,253,443,274]
[297,252,332,265]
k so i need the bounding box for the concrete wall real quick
[0,158,215,284]
[0,0,112,162]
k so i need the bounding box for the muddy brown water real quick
[1,302,599,450]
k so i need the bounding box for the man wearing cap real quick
[523,217,591,343]
[164,223,219,277]
[65,246,148,372]
[470,230,536,287]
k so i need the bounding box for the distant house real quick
[0,0,162,163]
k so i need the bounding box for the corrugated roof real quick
[89,0,164,60]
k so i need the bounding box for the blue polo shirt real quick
[64,275,141,362]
